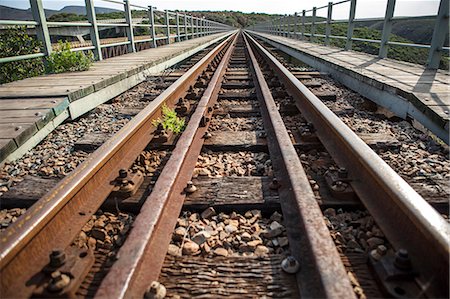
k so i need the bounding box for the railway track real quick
[0,31,448,298]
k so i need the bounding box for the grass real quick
[152,105,186,134]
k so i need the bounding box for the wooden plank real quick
[185,176,279,206]
[0,176,59,208]
[0,109,55,129]
[0,139,17,162]
[160,255,300,298]
[205,131,266,147]
[0,123,37,147]
[0,98,67,113]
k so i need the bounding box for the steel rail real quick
[96,32,238,299]
[242,33,356,299]
[245,31,450,297]
[0,31,235,298]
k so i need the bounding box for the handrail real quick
[0,0,232,63]
[250,0,448,69]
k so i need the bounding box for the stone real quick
[247,239,262,249]
[241,232,252,242]
[270,211,282,222]
[269,221,283,231]
[177,218,189,227]
[167,244,181,256]
[347,240,361,249]
[367,237,384,249]
[323,208,336,217]
[219,230,228,240]
[214,247,228,257]
[201,207,216,219]
[192,231,211,245]
[173,226,187,241]
[91,228,107,241]
[255,245,270,256]
[224,224,237,234]
[182,241,199,255]
[278,237,289,247]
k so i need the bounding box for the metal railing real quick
[0,0,232,63]
[249,0,449,69]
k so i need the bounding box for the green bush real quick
[152,105,186,134]
[46,41,94,74]
[0,27,45,84]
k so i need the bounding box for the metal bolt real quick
[185,181,197,194]
[49,249,66,268]
[47,271,71,293]
[394,249,412,270]
[281,256,300,274]
[269,178,280,190]
[338,167,348,179]
[144,281,166,299]
[119,169,128,179]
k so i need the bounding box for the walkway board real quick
[250,31,449,141]
[0,31,233,164]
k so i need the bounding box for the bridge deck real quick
[249,31,449,141]
[0,31,233,163]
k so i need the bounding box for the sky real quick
[1,0,441,18]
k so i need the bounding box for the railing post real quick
[294,12,298,39]
[30,0,52,57]
[124,0,136,52]
[426,0,449,69]
[378,0,395,58]
[345,0,357,50]
[165,10,170,44]
[311,7,317,42]
[175,11,181,42]
[325,2,333,46]
[85,0,102,60]
[149,6,156,48]
[301,10,306,40]
[287,14,291,38]
[184,13,188,40]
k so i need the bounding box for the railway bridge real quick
[0,0,448,298]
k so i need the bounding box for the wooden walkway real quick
[250,31,449,141]
[0,31,232,163]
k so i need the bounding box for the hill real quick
[0,5,120,21]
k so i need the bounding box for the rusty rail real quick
[245,31,449,297]
[0,31,236,298]
[95,32,238,299]
[242,34,356,298]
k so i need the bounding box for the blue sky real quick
[1,0,441,18]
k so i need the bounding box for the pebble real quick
[167,244,181,257]
[255,245,270,256]
[169,210,290,258]
[213,247,228,257]
[182,241,200,255]
[366,237,384,249]
[201,207,216,219]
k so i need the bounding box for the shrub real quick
[152,105,186,134]
[0,26,45,84]
[46,41,94,74]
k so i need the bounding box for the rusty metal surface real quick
[245,31,450,297]
[243,34,356,299]
[0,33,236,298]
[95,33,238,299]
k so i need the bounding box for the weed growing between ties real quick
[152,105,186,134]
